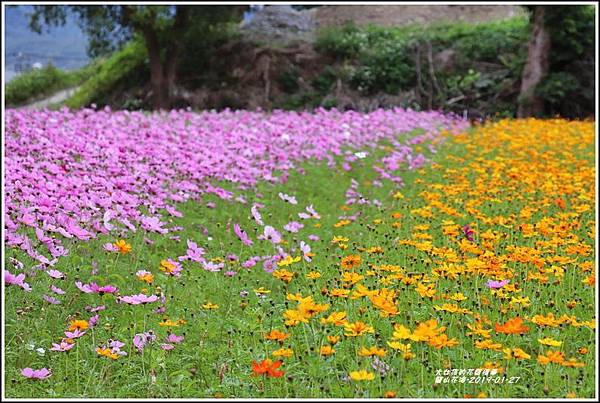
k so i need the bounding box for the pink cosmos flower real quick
[165,333,184,344]
[117,293,159,305]
[251,203,264,226]
[233,223,253,246]
[278,192,297,204]
[103,243,118,252]
[21,367,51,379]
[300,241,312,262]
[202,261,224,272]
[64,329,86,339]
[160,343,175,351]
[46,269,65,279]
[5,270,32,292]
[463,225,476,242]
[88,315,100,327]
[242,256,260,268]
[133,331,157,352]
[51,340,75,352]
[224,270,237,277]
[75,281,118,294]
[308,234,320,241]
[85,305,105,312]
[284,221,303,233]
[50,285,66,295]
[43,295,61,305]
[260,226,282,244]
[486,279,510,289]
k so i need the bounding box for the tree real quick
[517,6,551,118]
[518,5,595,118]
[28,5,245,109]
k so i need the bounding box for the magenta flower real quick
[117,293,159,305]
[308,234,320,242]
[486,279,510,289]
[300,241,312,262]
[463,225,476,242]
[21,367,51,379]
[160,343,175,351]
[5,270,31,292]
[233,223,253,246]
[75,281,118,294]
[224,270,237,277]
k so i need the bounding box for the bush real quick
[6,63,99,107]
[64,39,148,109]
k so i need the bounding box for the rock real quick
[240,5,317,45]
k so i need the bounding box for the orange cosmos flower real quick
[68,320,89,332]
[113,239,132,254]
[251,359,284,378]
[341,255,362,270]
[495,317,529,335]
[264,329,290,342]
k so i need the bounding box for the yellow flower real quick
[202,302,219,310]
[428,334,459,349]
[327,335,340,345]
[538,337,563,347]
[344,321,375,337]
[320,345,335,356]
[277,255,301,267]
[96,347,119,360]
[306,271,322,279]
[330,288,351,298]
[334,219,351,228]
[387,341,415,359]
[391,324,412,340]
[358,346,386,357]
[349,369,375,381]
[273,269,294,283]
[341,271,364,284]
[113,239,132,254]
[272,348,293,358]
[253,287,271,295]
[320,311,349,326]
[503,347,531,360]
[475,339,503,351]
[159,318,186,327]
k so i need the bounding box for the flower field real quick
[3,108,596,398]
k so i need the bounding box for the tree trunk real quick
[143,27,170,110]
[517,6,551,118]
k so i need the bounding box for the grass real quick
[5,62,101,107]
[3,119,596,398]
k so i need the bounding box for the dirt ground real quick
[311,5,526,28]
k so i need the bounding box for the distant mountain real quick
[4,5,90,80]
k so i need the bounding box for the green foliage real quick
[311,67,337,94]
[5,63,100,107]
[312,10,593,118]
[314,22,366,60]
[278,68,300,94]
[64,40,148,109]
